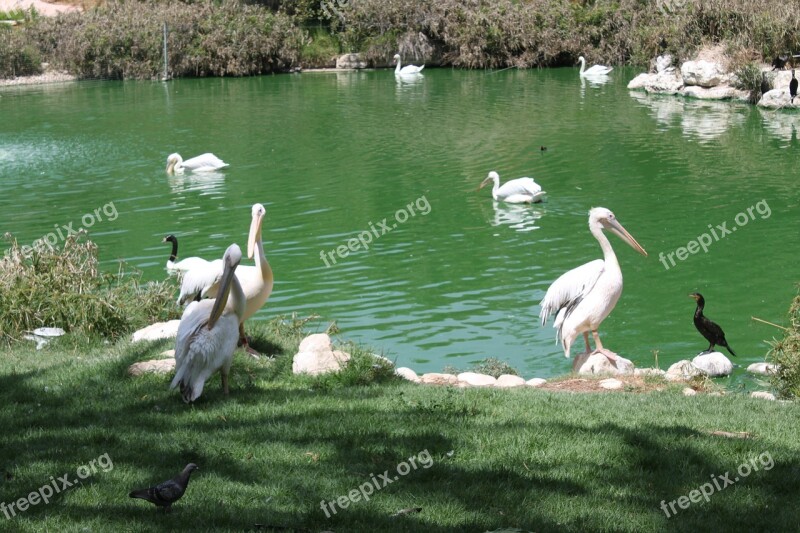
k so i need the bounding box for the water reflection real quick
[395,73,424,88]
[758,107,800,145]
[629,91,746,142]
[166,170,226,195]
[482,201,545,233]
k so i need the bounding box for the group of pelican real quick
[162,192,273,402]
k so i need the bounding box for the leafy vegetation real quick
[0,26,42,78]
[770,288,800,399]
[444,357,520,378]
[0,232,178,344]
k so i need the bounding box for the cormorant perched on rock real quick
[772,54,789,71]
[689,293,736,356]
[790,69,798,103]
[760,72,771,95]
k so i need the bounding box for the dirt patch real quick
[537,376,667,394]
[0,0,80,16]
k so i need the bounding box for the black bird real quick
[688,293,736,357]
[129,463,198,511]
[790,69,798,103]
[761,72,771,95]
[772,54,789,71]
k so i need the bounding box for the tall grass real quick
[770,288,800,399]
[0,233,178,344]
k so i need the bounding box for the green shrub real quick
[0,26,42,78]
[443,357,519,378]
[0,232,179,344]
[733,62,768,103]
[769,288,800,399]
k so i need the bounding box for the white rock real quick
[32,327,65,337]
[573,352,635,375]
[634,368,666,377]
[292,334,351,376]
[627,72,652,90]
[758,88,797,109]
[747,362,778,376]
[771,70,794,91]
[160,349,175,357]
[665,360,702,382]
[627,71,684,94]
[526,378,547,387]
[131,320,181,342]
[457,372,497,387]
[682,387,697,396]
[599,378,624,390]
[656,54,673,73]
[420,373,458,386]
[336,53,367,69]
[751,391,776,401]
[680,85,747,100]
[395,367,420,382]
[494,374,526,388]
[681,60,727,87]
[128,358,175,377]
[692,352,733,377]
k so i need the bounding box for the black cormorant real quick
[790,69,798,103]
[689,293,736,356]
[761,72,771,95]
[772,55,789,71]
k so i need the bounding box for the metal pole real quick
[162,22,169,81]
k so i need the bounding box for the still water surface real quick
[1,69,798,381]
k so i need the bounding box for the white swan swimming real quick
[479,171,546,204]
[166,153,228,174]
[578,56,613,77]
[393,54,424,76]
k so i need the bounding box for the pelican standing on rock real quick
[166,153,228,174]
[163,234,218,274]
[539,208,647,362]
[479,171,546,204]
[171,244,244,402]
[393,54,424,76]
[178,204,274,355]
[578,56,613,77]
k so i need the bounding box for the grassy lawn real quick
[1,322,798,533]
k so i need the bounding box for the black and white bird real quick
[129,463,198,511]
[163,234,218,275]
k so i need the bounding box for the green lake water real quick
[1,68,798,382]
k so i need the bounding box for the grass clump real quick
[443,357,519,378]
[770,288,800,399]
[733,61,768,103]
[0,26,42,78]
[0,232,179,344]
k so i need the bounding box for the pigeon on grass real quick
[129,463,198,511]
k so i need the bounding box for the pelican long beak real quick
[166,160,175,174]
[606,218,648,257]
[478,177,493,191]
[247,209,264,260]
[208,253,238,330]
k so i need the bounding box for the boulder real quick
[750,391,776,401]
[128,358,175,377]
[494,374,526,388]
[628,71,684,94]
[598,378,624,390]
[132,320,181,342]
[747,362,778,376]
[336,53,367,69]
[420,373,458,386]
[457,372,497,387]
[681,85,748,101]
[758,88,797,109]
[395,367,420,382]
[634,368,666,378]
[573,352,635,375]
[692,352,733,377]
[292,334,350,375]
[665,360,702,382]
[682,387,697,397]
[681,60,727,87]
[526,378,547,387]
[655,54,674,73]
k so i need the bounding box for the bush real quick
[0,232,179,344]
[0,27,42,78]
[769,288,800,399]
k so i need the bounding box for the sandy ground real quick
[0,0,79,16]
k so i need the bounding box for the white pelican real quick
[539,207,647,362]
[178,204,273,354]
[578,56,613,77]
[171,243,244,402]
[163,234,218,274]
[166,153,228,174]
[479,171,546,204]
[393,54,424,76]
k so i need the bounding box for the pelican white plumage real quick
[479,171,546,204]
[539,207,647,362]
[163,234,219,274]
[178,204,273,354]
[393,54,424,76]
[578,56,613,77]
[171,243,245,402]
[166,153,228,174]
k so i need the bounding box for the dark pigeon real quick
[129,463,198,511]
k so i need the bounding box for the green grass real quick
[1,322,799,532]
